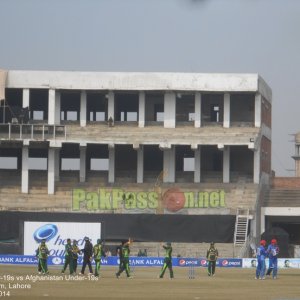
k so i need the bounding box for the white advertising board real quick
[24,221,101,256]
[243,258,300,269]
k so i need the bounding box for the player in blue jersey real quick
[255,240,267,280]
[266,239,279,279]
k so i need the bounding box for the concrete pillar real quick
[22,89,30,108]
[138,91,145,128]
[224,93,230,128]
[255,93,261,128]
[48,89,61,125]
[164,92,176,128]
[55,91,61,125]
[253,148,260,184]
[80,146,86,182]
[260,208,265,235]
[107,91,114,121]
[48,148,55,194]
[48,89,56,125]
[137,145,144,183]
[21,146,29,193]
[194,92,201,128]
[163,146,175,183]
[108,145,115,183]
[223,146,230,183]
[54,148,60,182]
[194,146,201,183]
[80,91,87,127]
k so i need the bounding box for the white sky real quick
[0,0,299,176]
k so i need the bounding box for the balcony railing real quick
[0,123,66,140]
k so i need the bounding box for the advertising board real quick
[23,222,101,256]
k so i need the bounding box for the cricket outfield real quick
[0,265,299,300]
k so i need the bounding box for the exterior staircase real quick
[234,208,249,246]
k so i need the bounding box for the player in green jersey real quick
[115,238,133,278]
[206,242,218,276]
[36,239,50,275]
[93,239,106,277]
[61,238,74,274]
[159,242,174,279]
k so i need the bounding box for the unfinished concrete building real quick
[0,70,272,257]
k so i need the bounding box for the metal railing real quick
[0,123,66,140]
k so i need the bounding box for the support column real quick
[48,89,55,125]
[138,91,145,128]
[253,148,260,183]
[194,92,201,128]
[107,91,114,121]
[194,145,201,183]
[223,145,230,183]
[80,91,87,127]
[260,208,265,235]
[255,93,261,128]
[55,91,61,125]
[48,148,55,194]
[223,93,230,128]
[48,89,61,125]
[164,92,176,128]
[137,145,144,183]
[22,89,30,108]
[163,146,175,183]
[108,144,115,183]
[21,146,29,193]
[54,148,60,182]
[80,145,86,182]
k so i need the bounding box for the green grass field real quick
[0,265,300,300]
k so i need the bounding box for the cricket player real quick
[62,238,74,274]
[72,240,81,274]
[115,238,133,278]
[159,242,174,279]
[36,239,50,275]
[206,242,218,276]
[266,239,279,279]
[93,239,106,277]
[255,240,267,280]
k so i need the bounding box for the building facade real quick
[0,70,272,252]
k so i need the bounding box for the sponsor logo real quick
[179,259,186,266]
[33,224,58,243]
[222,260,229,266]
[52,257,62,265]
[228,261,241,266]
[200,259,207,266]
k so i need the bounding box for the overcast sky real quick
[0,0,299,176]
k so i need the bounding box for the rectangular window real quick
[61,158,80,170]
[184,157,195,171]
[127,112,137,121]
[33,111,44,120]
[0,157,17,169]
[28,158,47,170]
[67,111,77,121]
[90,158,109,171]
[96,112,105,121]
[90,112,94,121]
[156,112,164,122]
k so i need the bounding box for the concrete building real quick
[0,70,272,256]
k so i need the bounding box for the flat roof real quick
[4,70,272,102]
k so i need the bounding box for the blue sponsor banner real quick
[0,255,38,265]
[0,255,242,267]
[179,258,242,268]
